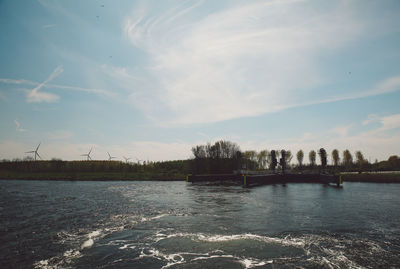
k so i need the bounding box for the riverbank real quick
[0,170,186,181]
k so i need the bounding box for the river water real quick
[0,180,399,268]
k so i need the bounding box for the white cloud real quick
[14,119,27,132]
[379,114,400,131]
[26,65,63,103]
[123,1,372,125]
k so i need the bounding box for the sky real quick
[1,0,400,163]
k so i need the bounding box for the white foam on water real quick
[189,253,273,268]
[240,258,272,268]
[33,259,50,269]
[80,238,94,250]
[119,244,136,250]
[88,230,101,238]
[34,249,82,269]
[156,232,305,248]
[136,245,275,269]
[151,232,385,268]
[141,213,170,222]
[80,229,102,250]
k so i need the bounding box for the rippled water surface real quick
[1,180,399,268]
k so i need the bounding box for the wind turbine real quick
[107,152,116,161]
[123,156,131,163]
[26,143,41,161]
[81,148,93,160]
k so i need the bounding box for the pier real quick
[187,173,342,187]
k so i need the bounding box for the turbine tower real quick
[107,152,116,161]
[26,143,41,161]
[123,156,131,163]
[81,148,93,160]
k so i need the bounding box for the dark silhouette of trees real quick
[388,155,400,169]
[270,150,278,172]
[331,149,340,167]
[309,150,316,167]
[355,151,368,172]
[319,148,327,172]
[296,150,304,169]
[191,140,242,174]
[279,150,287,174]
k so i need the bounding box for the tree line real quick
[1,140,399,175]
[0,159,192,176]
[191,140,400,174]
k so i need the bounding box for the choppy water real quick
[0,180,399,268]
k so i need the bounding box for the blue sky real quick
[1,0,400,163]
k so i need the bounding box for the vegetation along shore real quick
[1,140,400,182]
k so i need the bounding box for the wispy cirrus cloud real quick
[0,74,114,100]
[26,65,63,103]
[122,0,383,125]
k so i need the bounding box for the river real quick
[1,180,399,268]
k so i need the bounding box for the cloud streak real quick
[26,65,63,103]
[0,76,114,99]
[123,1,384,125]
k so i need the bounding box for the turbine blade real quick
[36,152,42,160]
[26,151,35,153]
[36,143,41,151]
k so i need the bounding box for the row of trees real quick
[2,140,399,175]
[191,140,400,173]
[238,148,372,171]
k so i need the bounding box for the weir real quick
[187,173,342,187]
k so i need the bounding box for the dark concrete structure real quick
[187,173,342,187]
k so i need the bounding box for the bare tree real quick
[285,150,293,168]
[257,150,269,170]
[342,149,353,168]
[355,150,366,171]
[296,150,304,168]
[309,150,316,167]
[331,149,340,167]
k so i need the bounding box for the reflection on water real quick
[0,180,399,268]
